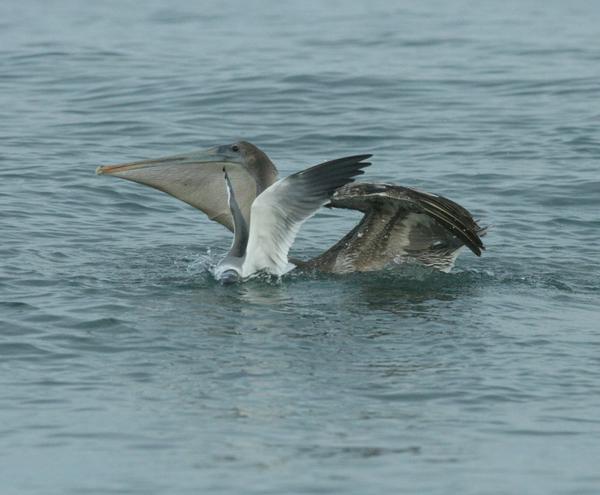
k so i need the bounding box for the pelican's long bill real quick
[96,142,278,231]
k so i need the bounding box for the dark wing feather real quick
[405,189,485,256]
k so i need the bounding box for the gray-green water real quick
[2,1,600,493]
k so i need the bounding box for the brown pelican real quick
[216,155,371,283]
[97,141,485,274]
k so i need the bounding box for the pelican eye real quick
[231,145,240,152]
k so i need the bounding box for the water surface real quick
[2,1,600,493]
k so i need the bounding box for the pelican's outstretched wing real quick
[304,183,486,273]
[242,155,372,276]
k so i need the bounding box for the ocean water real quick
[1,1,600,493]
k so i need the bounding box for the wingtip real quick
[352,154,373,163]
[470,237,486,256]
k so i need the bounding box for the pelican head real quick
[96,141,278,231]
